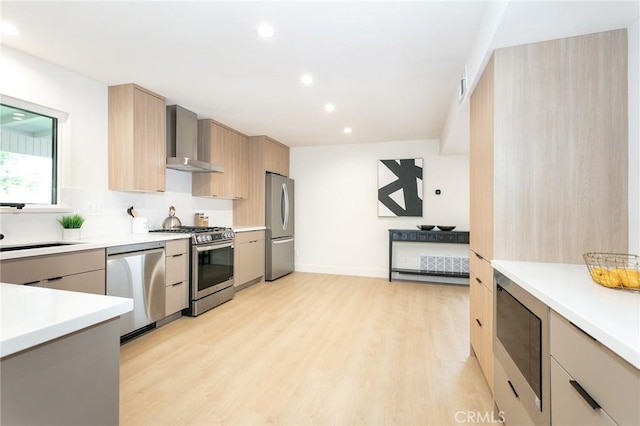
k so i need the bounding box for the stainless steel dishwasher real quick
[106,241,165,339]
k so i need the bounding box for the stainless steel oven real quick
[190,232,235,316]
[150,226,235,316]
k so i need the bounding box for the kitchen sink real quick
[0,242,81,252]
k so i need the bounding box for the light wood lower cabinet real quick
[550,310,640,425]
[469,269,493,393]
[469,250,494,393]
[0,249,106,295]
[234,230,265,287]
[165,239,189,315]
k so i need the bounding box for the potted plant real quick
[57,214,85,240]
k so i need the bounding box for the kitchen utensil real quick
[417,225,435,230]
[162,206,182,229]
[436,225,456,231]
[127,206,138,218]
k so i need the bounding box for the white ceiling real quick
[0,1,638,148]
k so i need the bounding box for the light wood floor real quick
[120,273,493,425]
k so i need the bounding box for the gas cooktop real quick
[150,226,231,234]
[150,226,234,244]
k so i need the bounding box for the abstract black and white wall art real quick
[377,158,423,217]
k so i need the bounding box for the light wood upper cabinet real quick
[233,135,290,226]
[192,120,248,199]
[108,83,166,192]
[264,137,290,177]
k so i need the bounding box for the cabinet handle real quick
[476,318,482,327]
[569,321,597,342]
[172,253,184,258]
[170,282,183,287]
[47,276,63,282]
[507,380,519,399]
[474,252,484,260]
[24,280,40,286]
[475,277,482,284]
[569,380,601,410]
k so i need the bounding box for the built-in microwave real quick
[496,282,542,400]
[494,271,550,425]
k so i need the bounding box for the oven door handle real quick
[196,242,234,252]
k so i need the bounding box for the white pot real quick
[62,228,81,240]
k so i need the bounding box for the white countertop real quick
[0,283,132,358]
[0,233,190,261]
[492,260,640,369]
[233,226,267,233]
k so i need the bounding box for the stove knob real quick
[206,235,212,242]
[196,235,202,243]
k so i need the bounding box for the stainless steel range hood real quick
[166,105,224,173]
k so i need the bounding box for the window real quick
[0,103,58,205]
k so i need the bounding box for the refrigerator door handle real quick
[282,183,289,231]
[273,237,294,245]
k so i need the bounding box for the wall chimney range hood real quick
[166,105,224,173]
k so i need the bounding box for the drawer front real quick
[235,230,265,244]
[494,358,535,426]
[42,269,105,295]
[470,271,484,352]
[165,281,188,315]
[165,239,189,257]
[166,253,188,286]
[470,271,494,392]
[551,358,617,426]
[0,249,105,285]
[469,250,493,292]
[550,310,640,425]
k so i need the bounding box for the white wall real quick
[290,140,469,278]
[0,46,232,245]
[629,19,639,254]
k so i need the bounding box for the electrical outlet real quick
[88,203,100,215]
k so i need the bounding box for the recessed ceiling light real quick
[344,127,352,134]
[12,116,23,121]
[324,103,335,112]
[0,22,21,36]
[13,112,25,117]
[256,23,275,38]
[300,74,313,85]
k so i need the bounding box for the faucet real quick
[0,203,25,209]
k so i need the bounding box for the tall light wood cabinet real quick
[192,120,248,199]
[233,136,290,226]
[108,83,166,192]
[469,29,628,393]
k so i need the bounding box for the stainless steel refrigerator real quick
[265,172,294,281]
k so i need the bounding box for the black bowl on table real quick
[437,225,456,231]
[417,225,435,231]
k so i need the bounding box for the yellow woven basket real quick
[583,252,640,292]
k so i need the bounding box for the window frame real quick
[0,95,67,209]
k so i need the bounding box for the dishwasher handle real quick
[107,241,165,257]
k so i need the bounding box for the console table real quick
[388,229,470,282]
